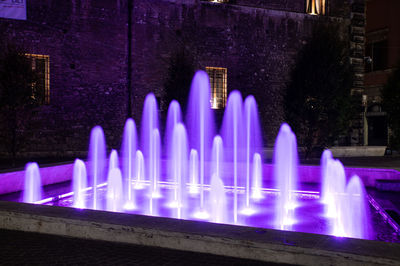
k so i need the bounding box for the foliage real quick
[381,63,400,150]
[284,24,356,158]
[0,42,39,162]
[163,49,195,112]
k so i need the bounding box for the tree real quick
[0,42,40,164]
[284,24,356,158]
[163,49,195,112]
[381,62,400,150]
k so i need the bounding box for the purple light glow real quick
[22,70,378,241]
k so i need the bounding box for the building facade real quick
[0,0,365,158]
[364,0,400,146]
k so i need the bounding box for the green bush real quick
[284,24,357,158]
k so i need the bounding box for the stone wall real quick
[0,0,358,159]
[0,0,128,158]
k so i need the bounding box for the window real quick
[365,40,388,72]
[207,0,229,3]
[26,54,50,104]
[306,0,326,15]
[206,67,227,109]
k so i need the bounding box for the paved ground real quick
[0,229,285,266]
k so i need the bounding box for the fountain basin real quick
[0,200,398,266]
[0,167,399,243]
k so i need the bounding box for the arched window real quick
[306,0,326,15]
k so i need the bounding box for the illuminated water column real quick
[72,159,87,208]
[88,126,106,210]
[23,162,42,203]
[121,118,138,210]
[169,123,189,219]
[187,70,215,218]
[221,91,244,224]
[274,123,298,230]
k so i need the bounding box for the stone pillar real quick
[349,0,366,145]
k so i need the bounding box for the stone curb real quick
[0,201,399,265]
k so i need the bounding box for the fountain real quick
[274,123,298,230]
[243,95,263,213]
[169,123,189,219]
[18,70,380,243]
[221,90,244,224]
[150,129,161,198]
[88,126,106,210]
[108,149,119,170]
[23,162,42,203]
[165,100,182,182]
[251,153,263,199]
[189,149,199,194]
[135,150,145,189]
[141,93,159,191]
[106,168,123,212]
[321,149,333,204]
[72,159,87,208]
[344,175,371,239]
[121,118,137,210]
[187,70,215,218]
[210,174,227,223]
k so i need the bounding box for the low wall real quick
[0,163,73,195]
[0,201,398,265]
[329,146,387,157]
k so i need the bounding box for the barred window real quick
[306,0,326,15]
[208,0,229,3]
[26,54,50,104]
[206,67,227,109]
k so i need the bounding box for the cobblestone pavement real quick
[0,229,284,266]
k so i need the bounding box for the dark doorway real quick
[368,115,388,146]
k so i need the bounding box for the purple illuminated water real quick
[21,70,379,241]
[23,163,42,203]
[165,100,182,158]
[221,90,244,224]
[121,118,137,210]
[72,159,87,208]
[344,175,371,239]
[244,95,263,211]
[251,153,263,200]
[274,123,298,230]
[135,150,145,190]
[187,70,215,214]
[169,123,189,219]
[141,93,160,198]
[189,149,199,194]
[88,126,106,210]
[106,168,123,212]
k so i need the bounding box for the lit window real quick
[206,67,227,109]
[208,0,228,3]
[26,54,50,104]
[306,0,326,15]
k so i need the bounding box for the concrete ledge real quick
[330,146,387,157]
[0,201,399,265]
[0,163,73,195]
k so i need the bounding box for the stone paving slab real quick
[0,201,399,265]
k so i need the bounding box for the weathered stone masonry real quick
[0,0,365,158]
